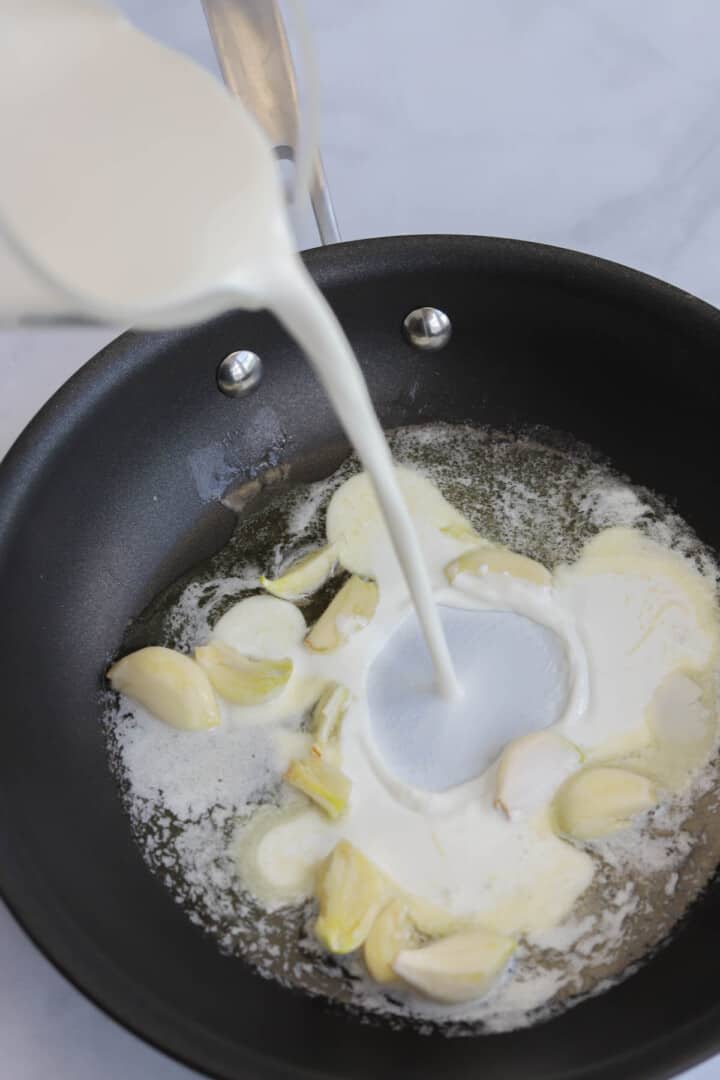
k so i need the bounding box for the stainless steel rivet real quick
[216,350,263,397]
[402,307,452,351]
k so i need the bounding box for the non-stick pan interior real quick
[1,236,720,1079]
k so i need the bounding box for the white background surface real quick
[2,1,720,1076]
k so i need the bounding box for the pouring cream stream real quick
[0,0,459,698]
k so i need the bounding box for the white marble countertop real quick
[2,1,720,1076]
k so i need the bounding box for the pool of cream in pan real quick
[107,425,720,1032]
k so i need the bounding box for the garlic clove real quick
[305,575,378,653]
[260,544,337,601]
[314,840,387,954]
[195,640,292,705]
[107,646,219,731]
[554,766,657,840]
[394,928,515,1004]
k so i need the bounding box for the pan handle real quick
[202,0,341,245]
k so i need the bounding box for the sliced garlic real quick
[284,755,351,819]
[260,544,337,601]
[312,682,351,745]
[364,899,419,984]
[107,646,219,731]
[554,766,657,840]
[445,545,551,586]
[194,640,292,705]
[305,575,378,653]
[394,928,515,1004]
[314,840,387,954]
[495,731,582,819]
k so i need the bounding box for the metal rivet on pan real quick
[402,307,452,351]
[216,350,263,397]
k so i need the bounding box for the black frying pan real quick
[2,234,720,1080]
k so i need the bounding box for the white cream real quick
[227,470,719,943]
[366,608,570,791]
[555,528,718,757]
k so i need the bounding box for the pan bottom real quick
[103,422,720,1035]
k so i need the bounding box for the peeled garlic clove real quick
[554,766,657,840]
[305,575,378,653]
[495,731,582,819]
[261,544,337,601]
[213,595,306,657]
[394,928,515,1004]
[194,640,292,705]
[107,646,219,731]
[445,546,551,586]
[315,840,387,953]
[312,682,351,744]
[364,899,419,984]
[284,755,351,819]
